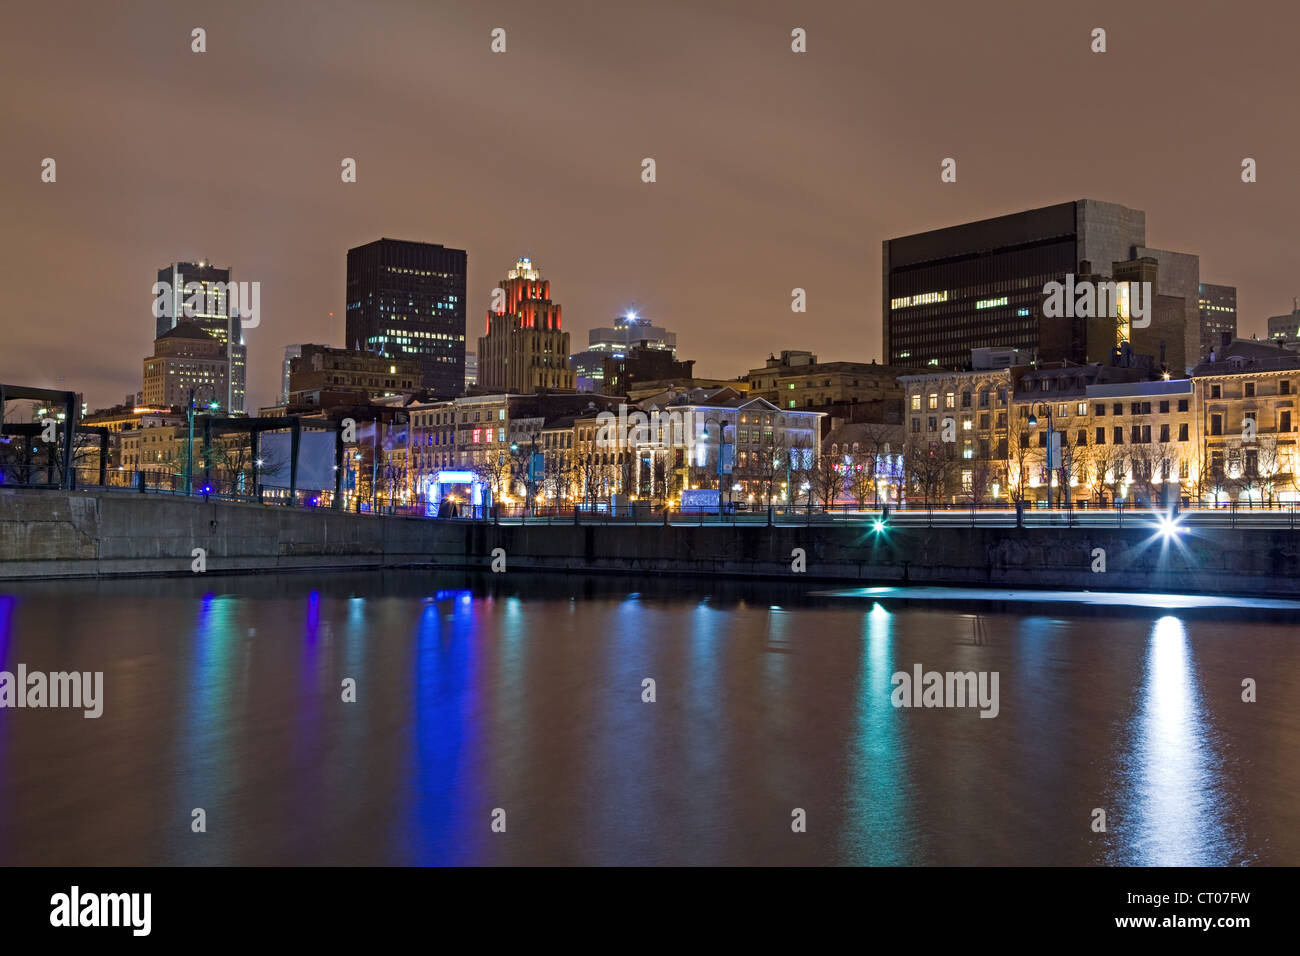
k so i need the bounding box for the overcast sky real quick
[3,0,1298,411]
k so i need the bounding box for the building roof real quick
[155,320,215,342]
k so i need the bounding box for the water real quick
[0,572,1296,866]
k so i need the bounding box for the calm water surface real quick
[0,572,1297,865]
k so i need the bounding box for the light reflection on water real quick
[0,572,1294,865]
[1109,616,1239,865]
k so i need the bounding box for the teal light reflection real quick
[839,602,914,864]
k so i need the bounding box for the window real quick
[1095,427,1106,444]
[1077,402,1087,415]
[928,394,938,410]
[1094,404,1106,416]
[1283,411,1293,432]
[1245,382,1255,397]
[1159,401,1169,414]
[978,391,989,408]
[1130,403,1141,415]
[1211,384,1222,399]
[911,395,921,411]
[911,418,920,433]
[1159,424,1170,442]
[1113,403,1122,415]
[1283,380,1292,395]
[927,416,937,432]
[1057,403,1069,418]
[1076,429,1086,445]
[961,392,971,408]
[1178,423,1189,441]
[1210,414,1222,436]
[945,392,956,409]
[1178,399,1188,412]
[1113,426,1123,445]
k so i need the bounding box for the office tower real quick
[477,257,575,393]
[883,200,1156,370]
[570,309,677,389]
[142,320,230,409]
[155,260,246,413]
[1198,283,1238,358]
[345,238,468,397]
[1266,300,1300,343]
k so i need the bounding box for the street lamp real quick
[185,384,220,496]
[1026,402,1068,509]
[701,416,732,516]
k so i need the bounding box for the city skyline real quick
[4,2,1300,412]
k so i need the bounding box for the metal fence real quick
[4,476,1299,530]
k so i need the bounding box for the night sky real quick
[3,0,1297,412]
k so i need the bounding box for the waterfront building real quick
[1191,338,1300,505]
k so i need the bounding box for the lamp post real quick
[185,385,220,496]
[511,434,541,514]
[702,415,731,516]
[1026,402,1067,509]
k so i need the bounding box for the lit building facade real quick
[142,321,230,410]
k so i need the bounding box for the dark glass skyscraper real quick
[882,200,1147,370]
[345,238,468,397]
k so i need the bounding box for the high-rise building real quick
[571,310,676,390]
[142,320,230,409]
[1198,283,1238,359]
[883,200,1176,371]
[155,260,246,413]
[477,257,575,393]
[345,238,468,398]
[1266,300,1300,343]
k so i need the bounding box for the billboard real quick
[680,488,720,514]
[259,430,336,491]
